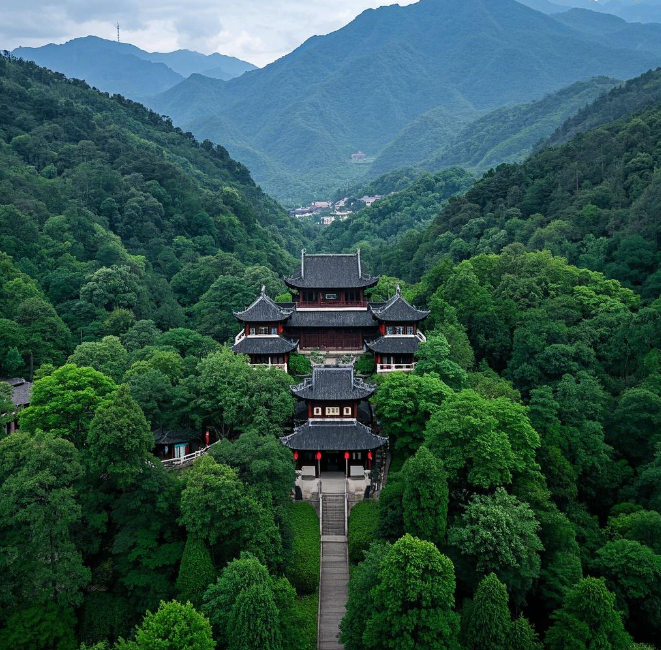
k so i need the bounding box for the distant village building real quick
[2,377,32,436]
[359,195,382,207]
[311,201,332,209]
[320,216,336,225]
[351,151,367,161]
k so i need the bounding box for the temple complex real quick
[232,250,429,371]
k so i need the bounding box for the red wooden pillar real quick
[308,402,313,418]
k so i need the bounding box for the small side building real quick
[367,285,430,372]
[2,377,32,436]
[232,286,298,371]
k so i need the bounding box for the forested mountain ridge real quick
[0,54,307,376]
[543,65,661,148]
[148,0,661,204]
[12,36,257,99]
[375,72,661,295]
[372,76,619,177]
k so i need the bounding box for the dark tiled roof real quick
[285,250,379,289]
[232,336,298,355]
[280,420,387,451]
[153,427,201,445]
[234,286,293,322]
[287,309,377,329]
[370,285,429,322]
[2,377,32,407]
[292,366,375,401]
[366,336,421,354]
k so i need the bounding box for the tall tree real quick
[227,583,282,650]
[176,536,216,609]
[179,455,247,550]
[462,574,511,650]
[86,384,154,488]
[19,364,116,447]
[364,534,460,650]
[202,553,278,649]
[545,578,632,650]
[372,371,453,455]
[448,488,543,603]
[340,542,391,650]
[0,431,90,611]
[425,390,540,492]
[401,446,449,547]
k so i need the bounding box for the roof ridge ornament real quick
[301,248,306,279]
[260,284,266,297]
[396,283,401,296]
[357,248,362,278]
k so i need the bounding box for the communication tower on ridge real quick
[116,23,120,43]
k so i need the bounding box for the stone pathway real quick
[318,479,348,649]
[318,535,348,650]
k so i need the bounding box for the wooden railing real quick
[250,362,288,372]
[377,363,416,373]
[161,446,211,469]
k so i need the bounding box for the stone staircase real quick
[322,494,346,536]
[319,490,348,649]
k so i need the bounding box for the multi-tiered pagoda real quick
[232,250,429,372]
[281,364,387,475]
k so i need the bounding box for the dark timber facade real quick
[232,250,430,371]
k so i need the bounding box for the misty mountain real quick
[148,0,661,204]
[372,76,619,176]
[12,36,256,100]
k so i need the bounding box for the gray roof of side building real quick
[292,366,375,401]
[369,285,430,322]
[234,286,293,322]
[153,427,201,445]
[285,250,379,289]
[286,309,377,329]
[280,420,387,451]
[2,377,32,407]
[366,336,421,354]
[232,336,298,355]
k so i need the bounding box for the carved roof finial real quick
[396,283,401,296]
[260,284,266,297]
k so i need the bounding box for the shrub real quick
[288,352,311,377]
[348,500,381,563]
[284,503,320,594]
[288,594,318,650]
[355,353,376,375]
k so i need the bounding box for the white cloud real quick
[1,0,417,66]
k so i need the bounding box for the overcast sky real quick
[2,0,422,66]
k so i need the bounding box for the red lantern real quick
[367,451,373,460]
[205,430,210,446]
[316,451,322,461]
[344,451,350,460]
[293,451,299,461]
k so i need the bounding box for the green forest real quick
[2,46,661,650]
